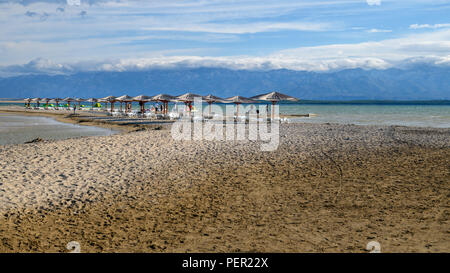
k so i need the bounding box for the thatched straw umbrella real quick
[48,98,59,109]
[101,96,117,112]
[116,95,133,113]
[41,98,51,109]
[86,98,98,110]
[75,98,86,109]
[51,98,62,109]
[176,93,203,117]
[204,94,228,116]
[132,95,152,114]
[250,91,299,119]
[224,96,257,117]
[97,98,107,111]
[31,98,41,108]
[24,98,31,108]
[151,94,176,115]
[63,97,75,109]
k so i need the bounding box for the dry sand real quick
[0,109,448,252]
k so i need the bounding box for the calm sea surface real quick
[281,104,450,128]
[0,113,116,145]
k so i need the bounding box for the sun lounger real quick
[193,116,204,122]
[127,111,138,117]
[144,112,156,118]
[168,112,180,120]
[235,115,247,122]
[156,114,166,120]
[112,111,123,117]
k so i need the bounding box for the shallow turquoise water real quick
[280,104,450,128]
[0,114,116,145]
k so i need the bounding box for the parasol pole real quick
[272,101,276,120]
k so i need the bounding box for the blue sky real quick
[0,0,449,74]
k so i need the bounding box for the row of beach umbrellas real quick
[24,91,299,118]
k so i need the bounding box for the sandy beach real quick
[0,108,448,252]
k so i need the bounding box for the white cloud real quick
[66,0,80,6]
[142,22,330,34]
[368,28,392,33]
[0,0,339,65]
[366,0,381,6]
[2,53,449,77]
[409,23,450,29]
[275,29,450,62]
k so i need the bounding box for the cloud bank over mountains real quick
[1,54,450,78]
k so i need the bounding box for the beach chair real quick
[144,112,156,119]
[112,111,122,117]
[270,117,289,123]
[168,112,180,120]
[235,115,247,123]
[193,115,204,122]
[155,113,165,120]
[127,111,138,118]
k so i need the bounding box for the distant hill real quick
[0,65,449,100]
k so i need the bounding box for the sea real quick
[281,103,450,128]
[0,113,116,145]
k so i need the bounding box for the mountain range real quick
[0,65,449,100]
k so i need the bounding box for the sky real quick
[0,0,449,75]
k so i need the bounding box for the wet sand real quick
[0,108,448,252]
